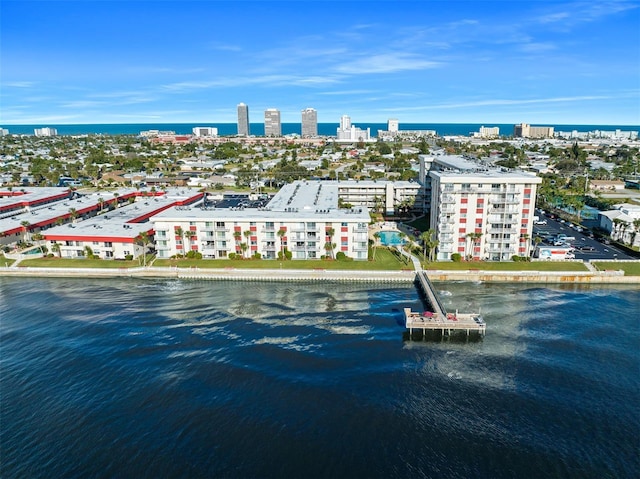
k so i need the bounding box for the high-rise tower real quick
[237,103,250,136]
[264,108,281,136]
[301,108,318,137]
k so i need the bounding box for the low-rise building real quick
[151,181,371,260]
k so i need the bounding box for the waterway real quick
[1,278,638,478]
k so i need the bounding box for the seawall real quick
[1,266,639,284]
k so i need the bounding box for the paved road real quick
[533,209,635,261]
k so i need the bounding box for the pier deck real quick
[407,271,485,337]
[404,308,486,336]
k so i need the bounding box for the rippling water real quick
[1,278,638,478]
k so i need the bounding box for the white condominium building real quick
[337,180,421,215]
[264,108,282,137]
[34,127,58,137]
[336,114,371,142]
[192,127,218,137]
[474,126,500,138]
[429,170,542,261]
[151,181,371,260]
[301,108,318,137]
[237,103,250,136]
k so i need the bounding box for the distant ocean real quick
[2,123,638,137]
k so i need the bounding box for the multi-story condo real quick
[0,128,9,136]
[387,119,399,133]
[428,171,541,261]
[337,180,421,216]
[34,127,58,137]
[264,108,282,137]
[336,114,371,142]
[192,127,218,137]
[513,123,554,139]
[474,126,500,138]
[237,103,250,136]
[151,181,371,260]
[301,108,318,137]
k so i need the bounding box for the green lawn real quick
[404,215,430,232]
[592,262,640,276]
[1,255,15,267]
[423,261,589,272]
[153,248,410,271]
[19,257,143,268]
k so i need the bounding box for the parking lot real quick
[533,209,635,261]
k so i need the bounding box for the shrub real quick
[451,253,462,262]
[252,252,262,260]
[185,250,203,260]
[125,254,133,261]
[336,252,353,261]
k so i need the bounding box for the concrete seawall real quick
[1,266,639,284]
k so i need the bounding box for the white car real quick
[534,219,547,225]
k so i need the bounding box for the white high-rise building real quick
[264,109,282,136]
[477,126,499,138]
[34,127,58,137]
[301,108,318,137]
[387,119,399,132]
[336,114,371,142]
[237,103,250,136]
[192,127,218,137]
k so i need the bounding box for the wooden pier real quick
[406,271,486,337]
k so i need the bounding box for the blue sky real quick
[1,0,639,125]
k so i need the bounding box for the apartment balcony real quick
[488,227,518,234]
[214,226,229,232]
[441,195,456,204]
[199,226,215,232]
[438,224,454,233]
[485,246,516,254]
[440,206,456,214]
[439,216,456,224]
[353,226,368,233]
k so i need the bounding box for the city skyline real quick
[1,1,639,126]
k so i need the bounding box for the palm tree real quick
[243,230,252,257]
[68,208,78,224]
[184,230,197,254]
[175,227,184,257]
[51,242,61,258]
[466,232,483,260]
[372,231,381,261]
[97,197,105,213]
[421,229,439,263]
[240,242,249,259]
[325,227,336,259]
[324,241,336,259]
[135,231,152,266]
[521,233,530,258]
[277,228,286,260]
[20,220,30,243]
[420,230,433,261]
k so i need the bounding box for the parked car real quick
[534,219,547,225]
[577,246,596,252]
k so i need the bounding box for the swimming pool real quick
[377,230,405,246]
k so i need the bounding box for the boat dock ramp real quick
[405,271,485,338]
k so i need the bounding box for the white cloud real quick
[335,53,440,74]
[3,81,37,88]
